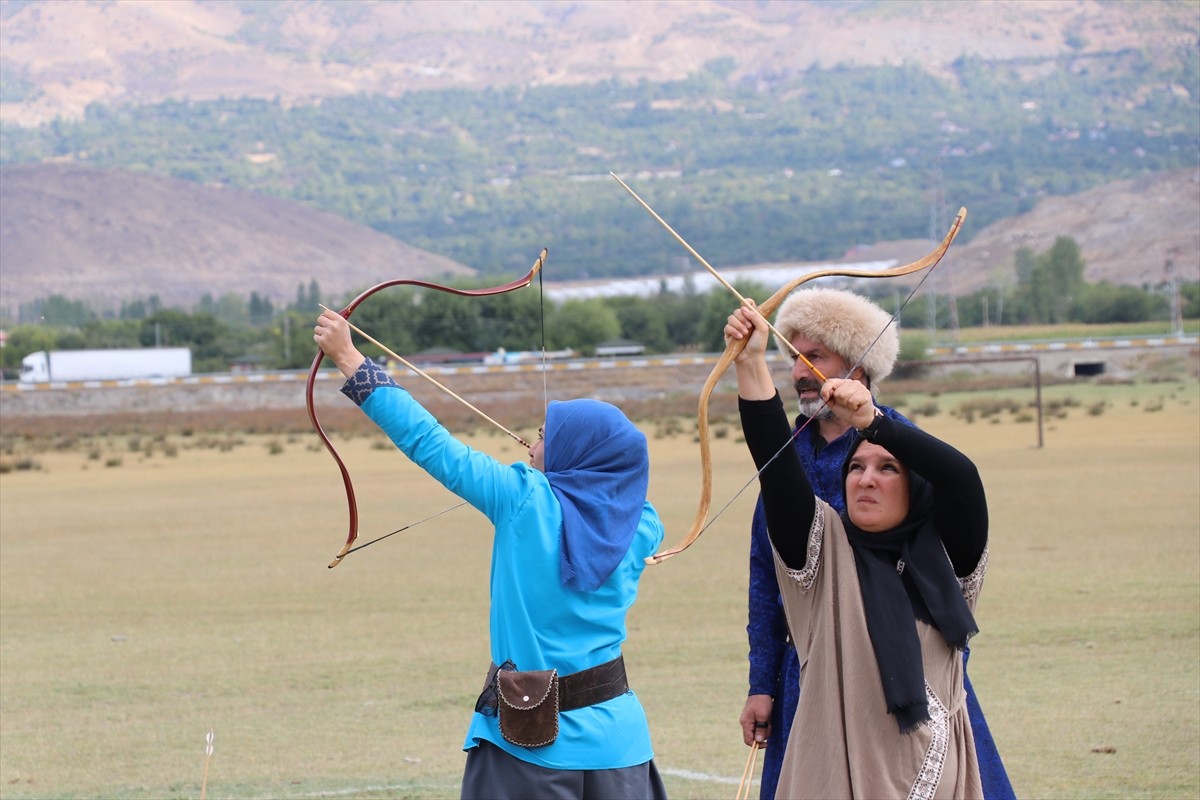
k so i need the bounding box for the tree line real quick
[3,238,1195,376]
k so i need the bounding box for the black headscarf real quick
[841,437,978,733]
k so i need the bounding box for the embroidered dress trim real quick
[340,357,399,406]
[779,500,824,591]
[907,681,949,800]
[959,545,988,601]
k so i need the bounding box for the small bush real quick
[654,418,686,439]
[956,397,1022,423]
[911,401,941,417]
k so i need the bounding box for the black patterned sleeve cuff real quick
[340,357,399,406]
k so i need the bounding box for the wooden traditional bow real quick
[307,249,547,568]
[646,210,967,564]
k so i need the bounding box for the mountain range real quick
[1,162,1195,314]
[3,0,1195,126]
[1,0,1197,315]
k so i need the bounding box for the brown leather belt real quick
[475,654,629,715]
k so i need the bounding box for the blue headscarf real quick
[544,399,650,592]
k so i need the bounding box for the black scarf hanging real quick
[841,441,978,734]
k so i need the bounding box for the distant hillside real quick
[713,168,1200,296]
[2,163,1194,318]
[1,0,1194,126]
[946,168,1200,293]
[2,0,1195,288]
[0,163,473,314]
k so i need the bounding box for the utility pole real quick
[1166,256,1183,337]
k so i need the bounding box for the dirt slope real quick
[0,163,473,312]
[946,168,1200,292]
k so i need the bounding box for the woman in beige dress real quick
[726,301,987,800]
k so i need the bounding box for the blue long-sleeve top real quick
[342,358,664,770]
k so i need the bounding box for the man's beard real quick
[794,380,834,420]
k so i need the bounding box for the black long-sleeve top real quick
[738,392,988,577]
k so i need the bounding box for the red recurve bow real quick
[307,249,548,568]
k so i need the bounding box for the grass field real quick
[1,378,1198,799]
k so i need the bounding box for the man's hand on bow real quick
[740,693,774,748]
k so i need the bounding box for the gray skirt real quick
[461,740,668,800]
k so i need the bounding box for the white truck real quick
[19,348,193,384]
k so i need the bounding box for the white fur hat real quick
[772,288,900,385]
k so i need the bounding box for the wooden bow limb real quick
[646,208,966,565]
[611,172,827,382]
[319,305,532,448]
[310,249,547,568]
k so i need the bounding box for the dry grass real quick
[0,379,1197,799]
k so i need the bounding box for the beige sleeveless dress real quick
[772,502,988,800]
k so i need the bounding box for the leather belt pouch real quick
[497,667,560,748]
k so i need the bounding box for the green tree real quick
[248,292,275,326]
[19,295,95,326]
[80,319,143,348]
[291,281,322,313]
[546,300,621,356]
[213,292,250,326]
[1014,237,1086,323]
[0,325,58,370]
[652,283,708,351]
[603,296,672,353]
[696,280,771,352]
[1040,236,1086,323]
[1070,282,1166,323]
[140,310,226,370]
[273,310,319,369]
[1181,281,1200,319]
[344,289,420,358]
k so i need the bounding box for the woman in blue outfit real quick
[315,310,668,800]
